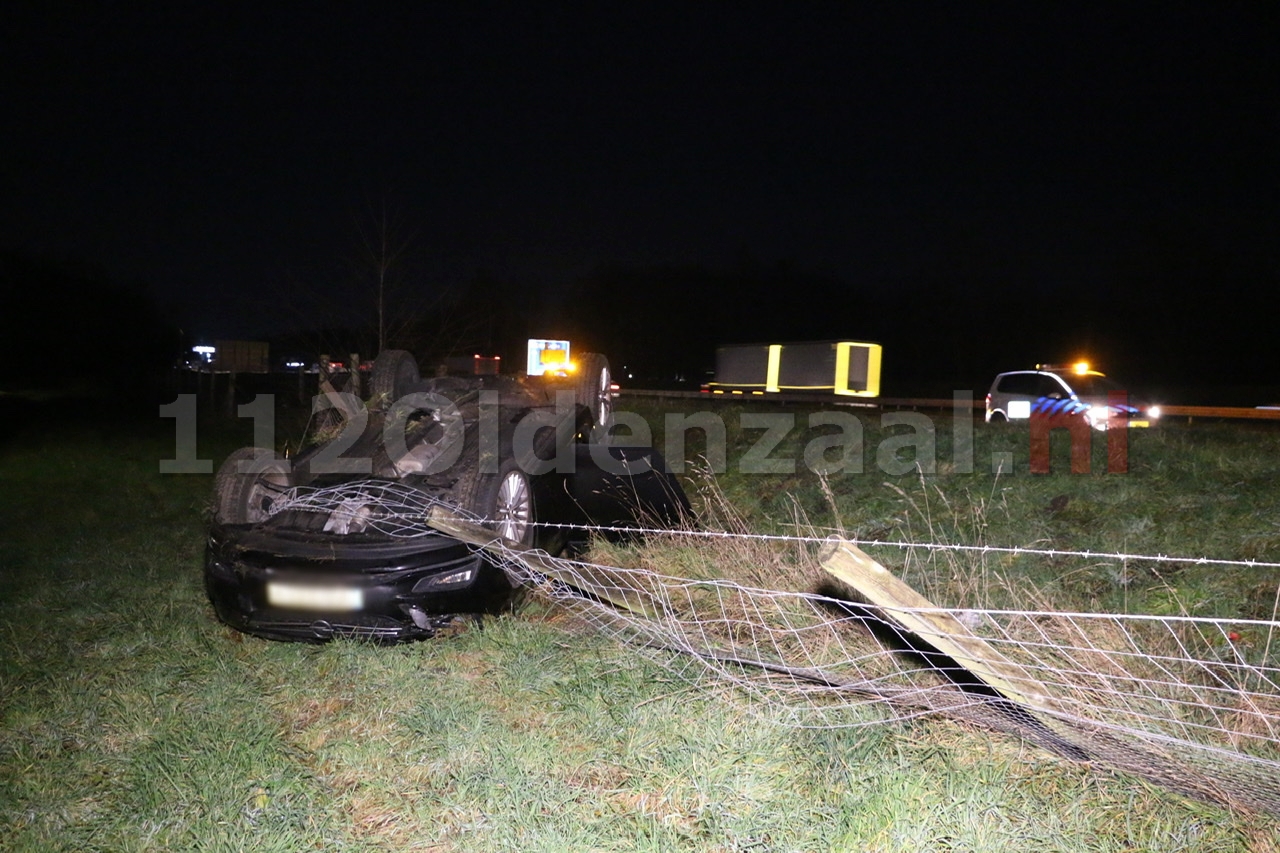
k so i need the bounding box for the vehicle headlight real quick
[1148,405,1161,419]
[1083,405,1110,431]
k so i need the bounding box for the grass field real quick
[2,398,1279,851]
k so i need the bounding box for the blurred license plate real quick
[267,582,363,611]
[1129,420,1150,428]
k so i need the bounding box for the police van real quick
[984,362,1161,430]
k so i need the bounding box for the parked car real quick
[984,364,1161,430]
[205,349,689,642]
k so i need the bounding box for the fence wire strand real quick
[270,481,1280,817]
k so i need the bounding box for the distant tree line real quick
[0,251,179,397]
[452,242,1277,396]
[311,201,1276,396]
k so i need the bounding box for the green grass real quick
[635,399,1280,621]
[1,402,1278,851]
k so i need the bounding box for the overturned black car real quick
[205,350,689,642]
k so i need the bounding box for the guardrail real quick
[1157,405,1280,422]
[617,389,1280,422]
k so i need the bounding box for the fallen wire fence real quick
[274,481,1280,818]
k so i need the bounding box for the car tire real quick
[214,447,292,524]
[369,349,420,406]
[469,457,536,546]
[988,411,1007,424]
[575,352,612,430]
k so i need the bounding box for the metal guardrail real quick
[618,389,1280,421]
[1157,405,1280,422]
[876,397,985,410]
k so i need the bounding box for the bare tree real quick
[239,198,492,371]
[353,197,419,355]
[349,198,497,361]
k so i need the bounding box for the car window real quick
[1036,375,1069,398]
[997,373,1039,395]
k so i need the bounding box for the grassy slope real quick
[1,403,1277,851]
[643,400,1280,620]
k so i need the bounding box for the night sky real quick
[4,3,1276,394]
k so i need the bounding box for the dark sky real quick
[4,3,1277,388]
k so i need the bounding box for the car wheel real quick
[988,411,1007,424]
[369,349,420,406]
[471,458,535,546]
[214,447,292,524]
[575,352,612,429]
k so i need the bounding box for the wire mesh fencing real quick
[267,480,1280,817]
[440,518,1280,818]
